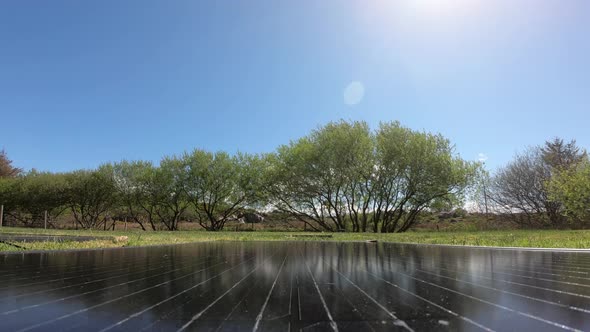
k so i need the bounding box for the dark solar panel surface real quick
[1,241,589,331]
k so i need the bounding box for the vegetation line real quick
[2,227,590,252]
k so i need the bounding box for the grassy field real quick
[2,227,590,252]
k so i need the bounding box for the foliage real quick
[111,160,155,231]
[372,122,477,232]
[548,160,590,222]
[266,120,477,233]
[266,121,375,231]
[4,123,587,233]
[65,166,116,229]
[184,150,263,231]
[145,156,190,231]
[490,139,587,227]
[0,149,22,178]
[4,227,590,252]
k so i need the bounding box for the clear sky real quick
[1,0,588,172]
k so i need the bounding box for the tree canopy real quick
[0,149,21,178]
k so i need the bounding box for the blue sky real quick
[1,0,589,172]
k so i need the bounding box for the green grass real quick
[1,227,590,252]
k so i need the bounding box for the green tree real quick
[372,122,477,233]
[145,157,190,231]
[490,138,586,227]
[10,171,69,227]
[266,121,374,232]
[184,150,263,231]
[266,120,476,233]
[65,166,116,229]
[548,160,590,223]
[111,160,155,231]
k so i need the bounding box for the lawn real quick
[1,227,590,252]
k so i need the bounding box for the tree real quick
[266,121,375,232]
[371,122,477,233]
[490,138,586,227]
[0,149,22,178]
[184,150,263,231]
[548,160,590,223]
[65,166,116,229]
[111,160,155,231]
[265,120,477,233]
[144,157,190,231]
[541,138,587,171]
[465,165,491,215]
[8,171,69,227]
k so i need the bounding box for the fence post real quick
[0,204,3,228]
[44,210,48,229]
[124,217,127,231]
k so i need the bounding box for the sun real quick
[408,0,473,15]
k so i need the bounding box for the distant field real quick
[1,227,590,252]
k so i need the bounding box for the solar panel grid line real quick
[423,269,590,298]
[380,253,590,304]
[411,253,590,277]
[211,270,270,332]
[0,248,246,286]
[0,256,181,290]
[507,265,590,276]
[495,256,590,272]
[136,260,276,332]
[0,253,220,301]
[175,252,281,332]
[252,254,288,332]
[312,250,414,331]
[2,242,590,331]
[215,254,292,326]
[479,265,590,282]
[95,253,266,332]
[0,256,154,283]
[0,251,159,277]
[269,257,297,330]
[0,254,226,316]
[300,248,339,332]
[433,263,590,301]
[361,269,495,332]
[544,256,590,264]
[413,267,590,315]
[375,257,583,331]
[390,251,590,289]
[13,255,254,332]
[487,269,590,289]
[137,288,217,332]
[0,258,166,284]
[0,253,210,298]
[296,275,302,321]
[512,261,590,271]
[409,271,590,327]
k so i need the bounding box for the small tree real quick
[65,166,116,229]
[548,160,590,224]
[144,157,190,231]
[10,171,69,227]
[372,122,477,233]
[185,150,262,231]
[265,121,374,232]
[490,138,586,227]
[111,160,154,231]
[0,149,22,178]
[541,138,587,171]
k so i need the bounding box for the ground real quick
[2,227,590,252]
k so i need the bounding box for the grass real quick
[1,227,590,252]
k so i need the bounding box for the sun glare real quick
[408,0,479,16]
